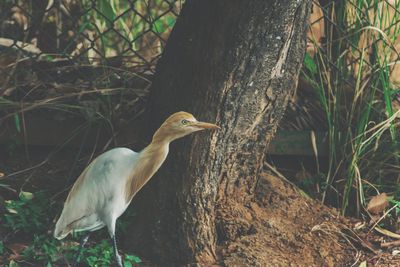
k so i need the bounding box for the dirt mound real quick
[217,173,355,266]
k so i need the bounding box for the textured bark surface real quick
[140,0,314,265]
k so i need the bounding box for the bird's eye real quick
[181,119,189,125]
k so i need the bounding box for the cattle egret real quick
[53,111,219,267]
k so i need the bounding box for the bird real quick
[53,111,219,267]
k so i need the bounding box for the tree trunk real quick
[143,0,311,265]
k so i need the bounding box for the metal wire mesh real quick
[2,0,400,129]
[0,0,184,126]
[0,0,182,72]
[281,0,400,131]
[2,1,400,79]
[310,0,400,82]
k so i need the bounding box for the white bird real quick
[53,111,219,267]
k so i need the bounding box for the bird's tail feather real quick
[54,214,70,240]
[53,224,70,240]
[54,230,69,240]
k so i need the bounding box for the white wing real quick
[54,147,139,239]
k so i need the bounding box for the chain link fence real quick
[0,0,183,129]
[1,0,182,70]
[282,0,400,131]
[313,0,400,83]
[1,0,400,130]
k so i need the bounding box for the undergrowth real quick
[1,191,141,266]
[301,0,400,216]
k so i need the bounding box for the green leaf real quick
[14,114,21,133]
[126,254,142,264]
[9,260,19,267]
[304,53,317,75]
[98,0,117,27]
[19,191,34,201]
[153,20,166,33]
[124,261,133,267]
[166,16,176,27]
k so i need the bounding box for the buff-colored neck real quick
[124,135,170,202]
[151,125,173,144]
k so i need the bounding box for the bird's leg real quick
[72,232,90,267]
[112,235,124,267]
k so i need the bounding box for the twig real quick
[0,37,42,54]
[368,204,398,234]
[381,240,400,248]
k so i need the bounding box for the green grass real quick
[1,191,141,266]
[302,0,400,215]
[4,191,49,233]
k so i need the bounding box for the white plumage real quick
[53,111,219,267]
[54,148,140,239]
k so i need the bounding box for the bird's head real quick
[153,111,220,143]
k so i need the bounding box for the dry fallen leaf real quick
[367,193,389,215]
[8,242,28,261]
[354,221,366,230]
[375,227,400,239]
[392,250,400,256]
[307,2,325,57]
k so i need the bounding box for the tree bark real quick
[143,0,311,265]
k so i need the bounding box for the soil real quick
[217,172,400,266]
[219,172,353,266]
[1,147,400,266]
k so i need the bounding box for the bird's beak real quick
[192,121,220,130]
